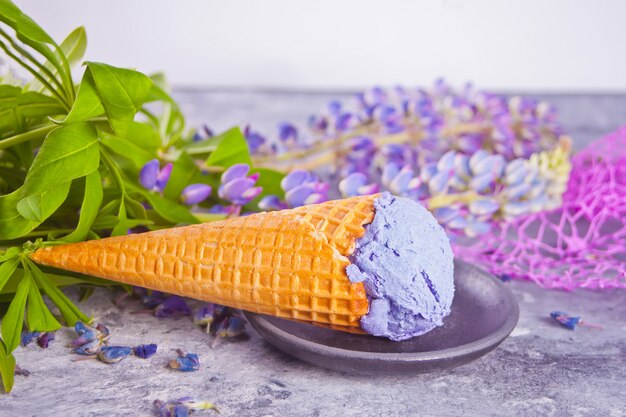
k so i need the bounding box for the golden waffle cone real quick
[30,195,379,328]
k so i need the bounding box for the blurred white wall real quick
[12,0,626,92]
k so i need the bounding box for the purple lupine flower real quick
[140,159,172,192]
[218,164,263,206]
[258,195,288,211]
[338,173,379,198]
[244,126,267,154]
[153,296,191,318]
[97,346,132,364]
[37,332,55,348]
[381,163,423,197]
[334,113,354,132]
[133,344,158,359]
[307,114,328,133]
[281,170,329,208]
[181,184,212,205]
[278,122,298,143]
[169,349,200,372]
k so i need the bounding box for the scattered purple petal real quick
[133,344,158,359]
[168,349,200,372]
[97,346,132,364]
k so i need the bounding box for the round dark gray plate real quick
[244,259,519,375]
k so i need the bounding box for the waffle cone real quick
[30,195,379,328]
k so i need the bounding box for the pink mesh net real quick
[455,126,626,290]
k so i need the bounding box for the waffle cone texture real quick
[30,195,379,329]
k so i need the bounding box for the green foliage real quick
[0,0,287,393]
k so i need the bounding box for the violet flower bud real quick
[140,160,172,192]
[244,126,267,153]
[139,159,160,190]
[258,195,287,211]
[338,173,379,198]
[155,163,173,191]
[278,122,298,143]
[181,184,212,205]
[218,164,263,206]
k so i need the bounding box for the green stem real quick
[0,40,70,110]
[0,29,71,106]
[99,146,125,192]
[0,124,57,150]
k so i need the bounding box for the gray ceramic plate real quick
[244,259,519,375]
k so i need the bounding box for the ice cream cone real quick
[30,195,379,328]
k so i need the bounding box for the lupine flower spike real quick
[550,311,604,330]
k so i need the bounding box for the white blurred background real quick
[14,0,626,92]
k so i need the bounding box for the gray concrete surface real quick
[1,91,625,417]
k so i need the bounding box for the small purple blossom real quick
[169,349,200,372]
[278,122,298,143]
[140,159,173,192]
[282,170,329,207]
[550,311,581,330]
[381,163,423,197]
[71,321,110,355]
[244,126,267,153]
[218,164,263,206]
[338,173,379,198]
[133,344,158,359]
[258,195,287,211]
[181,184,212,205]
[97,346,132,364]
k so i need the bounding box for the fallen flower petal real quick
[21,331,41,347]
[97,346,132,364]
[154,296,191,318]
[37,332,55,348]
[168,349,200,372]
[133,343,158,359]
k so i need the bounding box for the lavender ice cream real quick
[347,192,454,341]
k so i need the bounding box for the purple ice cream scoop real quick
[347,192,455,341]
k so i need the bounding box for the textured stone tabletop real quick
[1,91,625,417]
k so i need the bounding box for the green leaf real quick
[98,122,159,169]
[127,182,198,225]
[60,170,103,242]
[0,247,20,263]
[0,188,38,240]
[59,69,104,124]
[86,62,153,137]
[0,256,20,292]
[1,270,30,352]
[20,122,99,198]
[0,341,15,393]
[0,85,65,134]
[163,151,215,200]
[0,0,71,97]
[16,180,71,222]
[29,26,87,93]
[26,267,61,332]
[28,261,89,325]
[252,168,286,198]
[59,26,86,68]
[205,127,252,169]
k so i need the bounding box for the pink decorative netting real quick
[455,127,626,290]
